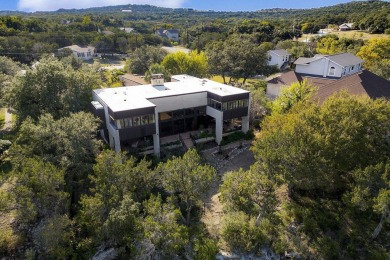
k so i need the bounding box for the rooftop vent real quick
[151,74,164,86]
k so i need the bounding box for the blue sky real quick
[0,0,375,12]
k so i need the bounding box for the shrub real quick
[220,130,254,146]
[221,212,265,252]
[193,237,218,260]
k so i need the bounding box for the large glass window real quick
[148,114,155,124]
[132,116,140,127]
[141,115,149,125]
[221,99,249,111]
[111,113,154,129]
[207,98,222,111]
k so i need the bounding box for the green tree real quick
[143,194,189,257]
[253,93,390,193]
[272,79,315,114]
[347,162,390,239]
[205,34,268,84]
[0,56,23,105]
[144,63,171,83]
[126,46,167,74]
[4,56,101,125]
[11,158,68,226]
[220,166,277,224]
[205,41,230,83]
[103,195,142,252]
[9,112,101,215]
[33,214,75,259]
[159,149,216,225]
[357,38,390,80]
[76,150,154,256]
[161,51,209,78]
[249,94,390,257]
[0,56,22,76]
[242,81,271,126]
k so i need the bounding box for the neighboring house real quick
[58,45,95,60]
[91,74,250,156]
[122,27,134,33]
[294,53,363,79]
[339,23,354,31]
[101,30,114,35]
[155,29,179,42]
[267,52,390,101]
[267,49,290,69]
[119,74,148,86]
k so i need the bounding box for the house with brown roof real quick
[119,74,148,86]
[266,53,390,102]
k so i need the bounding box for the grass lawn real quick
[83,55,126,67]
[0,108,5,129]
[210,75,265,86]
[300,31,390,41]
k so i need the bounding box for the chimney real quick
[151,74,164,86]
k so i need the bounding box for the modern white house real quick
[267,49,290,69]
[294,53,363,78]
[91,74,250,156]
[266,52,390,102]
[58,45,95,60]
[155,29,179,42]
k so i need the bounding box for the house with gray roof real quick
[294,53,363,79]
[155,29,179,42]
[267,52,390,101]
[267,49,290,69]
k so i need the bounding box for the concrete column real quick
[111,129,121,152]
[215,117,223,145]
[153,110,160,158]
[242,116,249,134]
[109,132,115,149]
[153,134,160,157]
[242,93,251,134]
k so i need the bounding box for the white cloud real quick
[17,0,187,12]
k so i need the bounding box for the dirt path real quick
[1,108,12,132]
[201,141,256,238]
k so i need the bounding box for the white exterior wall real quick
[151,92,207,113]
[206,106,223,144]
[268,53,289,69]
[295,59,326,76]
[166,32,179,41]
[296,58,362,78]
[72,49,94,61]
[326,60,343,77]
[92,92,121,152]
[343,63,362,76]
[296,59,344,78]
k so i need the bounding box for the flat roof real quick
[94,75,249,112]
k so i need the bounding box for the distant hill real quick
[0,0,389,31]
[1,0,388,19]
